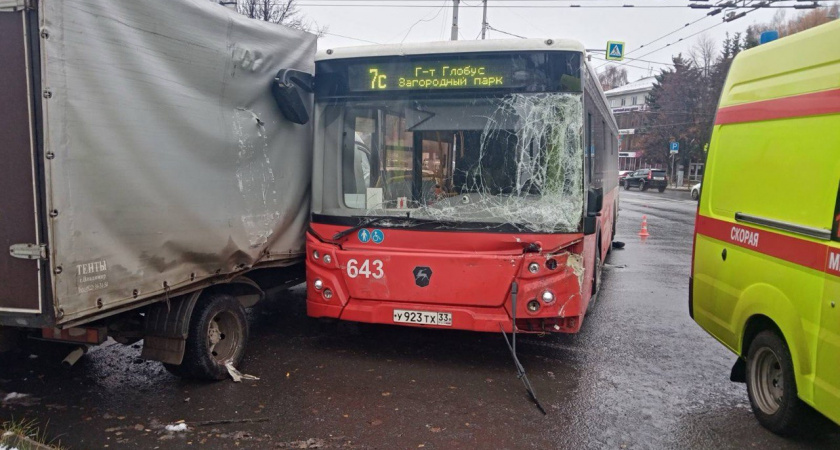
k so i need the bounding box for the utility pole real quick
[481,0,488,40]
[451,0,460,41]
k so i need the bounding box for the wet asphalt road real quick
[2,188,839,449]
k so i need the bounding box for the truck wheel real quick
[746,330,809,435]
[165,293,249,380]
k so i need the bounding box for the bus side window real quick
[587,113,593,183]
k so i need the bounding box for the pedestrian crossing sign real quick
[606,41,625,61]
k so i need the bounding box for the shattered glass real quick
[341,93,583,233]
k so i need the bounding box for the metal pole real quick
[481,0,488,39]
[451,0,460,41]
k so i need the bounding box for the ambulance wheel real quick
[746,331,810,435]
[163,293,249,380]
[640,181,647,191]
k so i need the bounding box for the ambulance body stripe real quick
[695,215,840,277]
[715,88,840,125]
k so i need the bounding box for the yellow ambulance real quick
[691,20,840,434]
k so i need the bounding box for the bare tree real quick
[689,34,716,78]
[745,4,839,47]
[234,0,327,36]
[598,65,628,91]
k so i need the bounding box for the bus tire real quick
[746,330,810,435]
[165,293,249,380]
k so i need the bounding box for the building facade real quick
[604,77,656,171]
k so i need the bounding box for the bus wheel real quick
[164,293,249,380]
[746,331,810,435]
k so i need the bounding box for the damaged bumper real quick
[305,225,589,334]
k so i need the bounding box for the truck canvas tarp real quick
[0,0,316,328]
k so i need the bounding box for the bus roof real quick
[316,38,586,61]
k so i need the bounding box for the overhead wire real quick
[297,1,823,8]
[321,31,382,44]
[597,0,782,70]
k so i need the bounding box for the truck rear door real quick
[0,5,43,314]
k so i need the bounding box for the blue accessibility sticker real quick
[358,228,371,243]
[371,229,385,244]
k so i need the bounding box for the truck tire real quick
[746,330,810,435]
[164,293,249,380]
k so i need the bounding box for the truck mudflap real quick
[141,278,265,364]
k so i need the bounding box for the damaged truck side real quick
[0,0,316,379]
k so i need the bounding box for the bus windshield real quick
[317,51,585,233]
[340,93,584,232]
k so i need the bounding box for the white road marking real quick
[620,191,696,206]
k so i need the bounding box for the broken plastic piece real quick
[225,361,259,382]
[165,423,188,432]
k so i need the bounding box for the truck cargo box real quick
[0,0,316,328]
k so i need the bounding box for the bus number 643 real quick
[346,259,384,279]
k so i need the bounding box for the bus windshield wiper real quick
[332,217,390,241]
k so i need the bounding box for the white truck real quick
[0,0,317,379]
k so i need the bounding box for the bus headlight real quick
[313,279,323,290]
[323,289,333,300]
[323,254,332,264]
[527,300,541,313]
[528,262,540,274]
[541,291,555,304]
[312,250,320,260]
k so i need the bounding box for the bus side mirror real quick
[271,69,314,125]
[587,187,603,217]
[583,188,603,235]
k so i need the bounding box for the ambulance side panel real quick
[693,21,840,406]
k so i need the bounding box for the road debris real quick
[189,418,269,427]
[165,422,188,432]
[224,362,259,382]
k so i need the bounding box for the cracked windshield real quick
[337,56,585,232]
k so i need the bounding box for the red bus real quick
[306,39,619,334]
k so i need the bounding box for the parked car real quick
[691,182,702,200]
[624,169,667,192]
[618,170,633,186]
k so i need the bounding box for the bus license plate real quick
[393,309,452,327]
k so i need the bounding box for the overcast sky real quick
[296,0,820,80]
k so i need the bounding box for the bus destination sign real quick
[347,57,524,92]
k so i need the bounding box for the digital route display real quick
[315,51,582,97]
[347,58,521,92]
